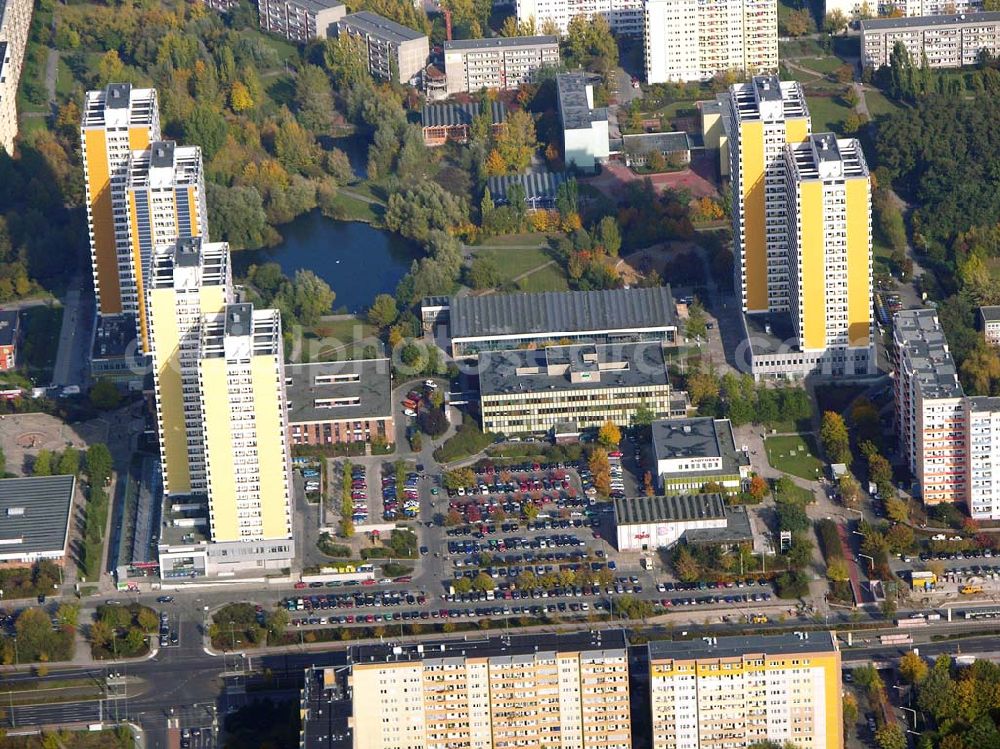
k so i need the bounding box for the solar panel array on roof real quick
[450,286,676,340]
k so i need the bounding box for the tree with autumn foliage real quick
[589,448,612,496]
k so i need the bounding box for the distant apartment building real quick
[893,308,967,506]
[336,11,428,85]
[783,133,875,377]
[651,417,751,493]
[966,396,1000,520]
[81,84,162,320]
[0,309,18,371]
[648,632,843,749]
[127,141,207,351]
[259,0,346,42]
[443,35,559,94]
[861,12,1000,70]
[0,0,34,154]
[557,72,610,172]
[445,286,679,358]
[871,0,983,16]
[723,75,811,316]
[420,101,506,147]
[643,0,777,83]
[346,631,632,749]
[981,306,1000,345]
[479,342,674,435]
[515,0,644,35]
[285,359,394,446]
[200,0,238,11]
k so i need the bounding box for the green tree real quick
[183,104,229,160]
[89,379,121,410]
[672,545,701,583]
[472,572,495,592]
[88,620,113,650]
[875,724,906,749]
[56,447,79,476]
[885,496,909,523]
[820,411,852,465]
[55,604,79,629]
[294,65,335,132]
[207,184,273,250]
[443,468,476,490]
[899,651,928,684]
[287,270,336,326]
[495,110,537,173]
[597,216,621,256]
[136,608,159,633]
[826,558,850,582]
[597,420,621,448]
[33,450,52,477]
[86,443,113,486]
[368,294,398,328]
[466,256,503,290]
[324,34,370,87]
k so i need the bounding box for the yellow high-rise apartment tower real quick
[199,303,293,544]
[723,75,810,315]
[127,141,208,351]
[348,631,632,749]
[147,237,232,498]
[81,83,160,319]
[649,632,843,749]
[785,133,875,376]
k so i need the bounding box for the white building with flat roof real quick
[443,35,559,94]
[557,73,610,172]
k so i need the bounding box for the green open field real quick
[474,232,551,248]
[864,88,902,118]
[516,263,570,293]
[473,246,553,281]
[805,95,853,134]
[328,193,383,224]
[765,434,825,481]
[795,56,845,76]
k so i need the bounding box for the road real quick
[51,275,93,388]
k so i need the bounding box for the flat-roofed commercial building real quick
[652,417,750,493]
[90,313,150,389]
[285,359,394,446]
[127,141,207,351]
[893,308,967,505]
[0,0,34,154]
[259,0,346,42]
[0,475,75,564]
[723,76,810,316]
[336,11,429,85]
[648,632,843,749]
[861,12,1000,70]
[448,286,678,358]
[443,35,559,94]
[643,0,777,84]
[782,133,874,377]
[81,84,161,320]
[614,492,729,551]
[347,631,632,749]
[479,342,673,435]
[557,73,610,172]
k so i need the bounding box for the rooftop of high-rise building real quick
[648,630,838,662]
[786,133,869,181]
[728,76,809,123]
[894,308,963,399]
[202,304,281,359]
[149,238,229,291]
[81,84,158,128]
[128,141,203,190]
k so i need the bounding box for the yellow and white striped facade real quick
[81,84,160,318]
[199,303,292,543]
[648,632,843,749]
[724,76,810,315]
[785,133,874,372]
[147,238,232,498]
[127,141,207,351]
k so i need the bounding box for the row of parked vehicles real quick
[383,467,419,521]
[349,464,369,524]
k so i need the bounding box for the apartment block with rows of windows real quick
[259,0,346,42]
[648,632,843,749]
[346,631,632,749]
[515,0,644,35]
[861,12,1000,70]
[0,0,33,154]
[723,76,810,317]
[81,84,161,321]
[336,11,429,85]
[443,35,559,94]
[893,308,967,506]
[643,0,777,84]
[784,133,875,377]
[127,140,207,351]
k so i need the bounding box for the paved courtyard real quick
[0,411,108,475]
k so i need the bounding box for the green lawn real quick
[304,315,382,363]
[310,316,378,343]
[805,94,853,134]
[475,232,551,248]
[765,434,825,481]
[516,263,570,292]
[328,193,383,224]
[864,88,901,118]
[56,56,75,100]
[473,246,552,282]
[796,56,845,75]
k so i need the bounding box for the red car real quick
[609,451,623,458]
[294,581,307,589]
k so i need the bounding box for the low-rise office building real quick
[621,131,690,169]
[259,0,346,42]
[0,475,75,564]
[337,11,429,85]
[447,286,678,358]
[90,313,150,390]
[479,342,673,435]
[652,417,750,493]
[981,305,1000,345]
[347,631,632,749]
[420,100,506,147]
[443,35,559,94]
[0,309,18,371]
[0,0,34,155]
[861,12,1000,70]
[557,73,610,172]
[285,359,394,446]
[648,632,843,749]
[614,493,728,551]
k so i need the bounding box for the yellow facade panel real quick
[84,129,122,314]
[188,186,200,238]
[201,356,239,542]
[799,180,826,350]
[740,120,767,312]
[785,117,810,144]
[252,356,290,540]
[128,126,150,152]
[149,289,190,493]
[846,178,872,348]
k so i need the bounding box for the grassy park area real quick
[765,434,825,481]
